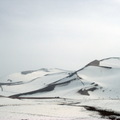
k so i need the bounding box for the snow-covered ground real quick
[0,97,108,120]
[0,57,120,119]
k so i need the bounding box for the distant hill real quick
[0,57,120,99]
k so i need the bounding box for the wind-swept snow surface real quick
[0,97,109,120]
[0,57,120,119]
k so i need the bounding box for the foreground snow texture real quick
[0,57,120,120]
[0,97,110,120]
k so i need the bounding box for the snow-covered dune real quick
[0,57,120,100]
[0,68,71,96]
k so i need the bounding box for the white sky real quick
[0,0,120,76]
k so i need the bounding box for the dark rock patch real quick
[78,87,98,96]
[21,68,50,75]
[21,70,35,75]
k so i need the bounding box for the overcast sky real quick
[0,0,120,76]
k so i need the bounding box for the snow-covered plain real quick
[0,57,120,120]
[0,97,109,120]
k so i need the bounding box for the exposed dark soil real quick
[83,105,120,120]
[78,87,98,96]
[57,100,120,120]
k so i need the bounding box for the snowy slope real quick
[0,68,69,83]
[76,57,120,99]
[0,57,120,99]
[0,68,71,96]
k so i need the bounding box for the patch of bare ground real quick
[83,106,120,120]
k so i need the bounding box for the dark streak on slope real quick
[9,78,77,98]
[0,81,23,86]
[21,68,50,75]
[21,70,36,75]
